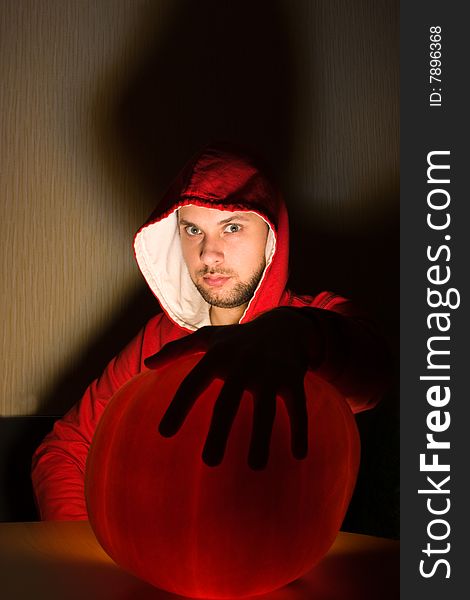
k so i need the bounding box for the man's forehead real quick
[177,205,262,224]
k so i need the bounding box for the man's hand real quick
[145,308,323,470]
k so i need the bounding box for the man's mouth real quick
[202,275,231,288]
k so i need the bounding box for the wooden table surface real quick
[0,521,399,600]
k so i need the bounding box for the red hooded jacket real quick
[31,144,389,521]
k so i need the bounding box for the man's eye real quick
[185,226,202,236]
[224,224,241,233]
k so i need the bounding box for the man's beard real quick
[194,261,266,309]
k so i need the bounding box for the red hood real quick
[134,144,290,331]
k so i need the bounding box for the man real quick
[32,143,390,520]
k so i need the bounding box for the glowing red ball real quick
[85,353,360,598]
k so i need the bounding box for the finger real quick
[145,328,212,370]
[158,352,220,436]
[248,387,277,470]
[281,379,308,460]
[202,378,244,467]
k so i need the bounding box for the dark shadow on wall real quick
[288,182,400,344]
[99,0,295,208]
[14,0,399,536]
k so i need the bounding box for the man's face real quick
[178,205,269,309]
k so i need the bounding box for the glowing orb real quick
[85,353,360,598]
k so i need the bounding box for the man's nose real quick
[200,236,224,266]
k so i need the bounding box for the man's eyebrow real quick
[218,214,251,225]
[178,218,196,227]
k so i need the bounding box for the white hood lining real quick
[134,206,276,331]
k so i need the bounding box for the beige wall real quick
[1,0,399,416]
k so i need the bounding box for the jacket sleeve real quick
[31,327,149,521]
[292,291,393,414]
